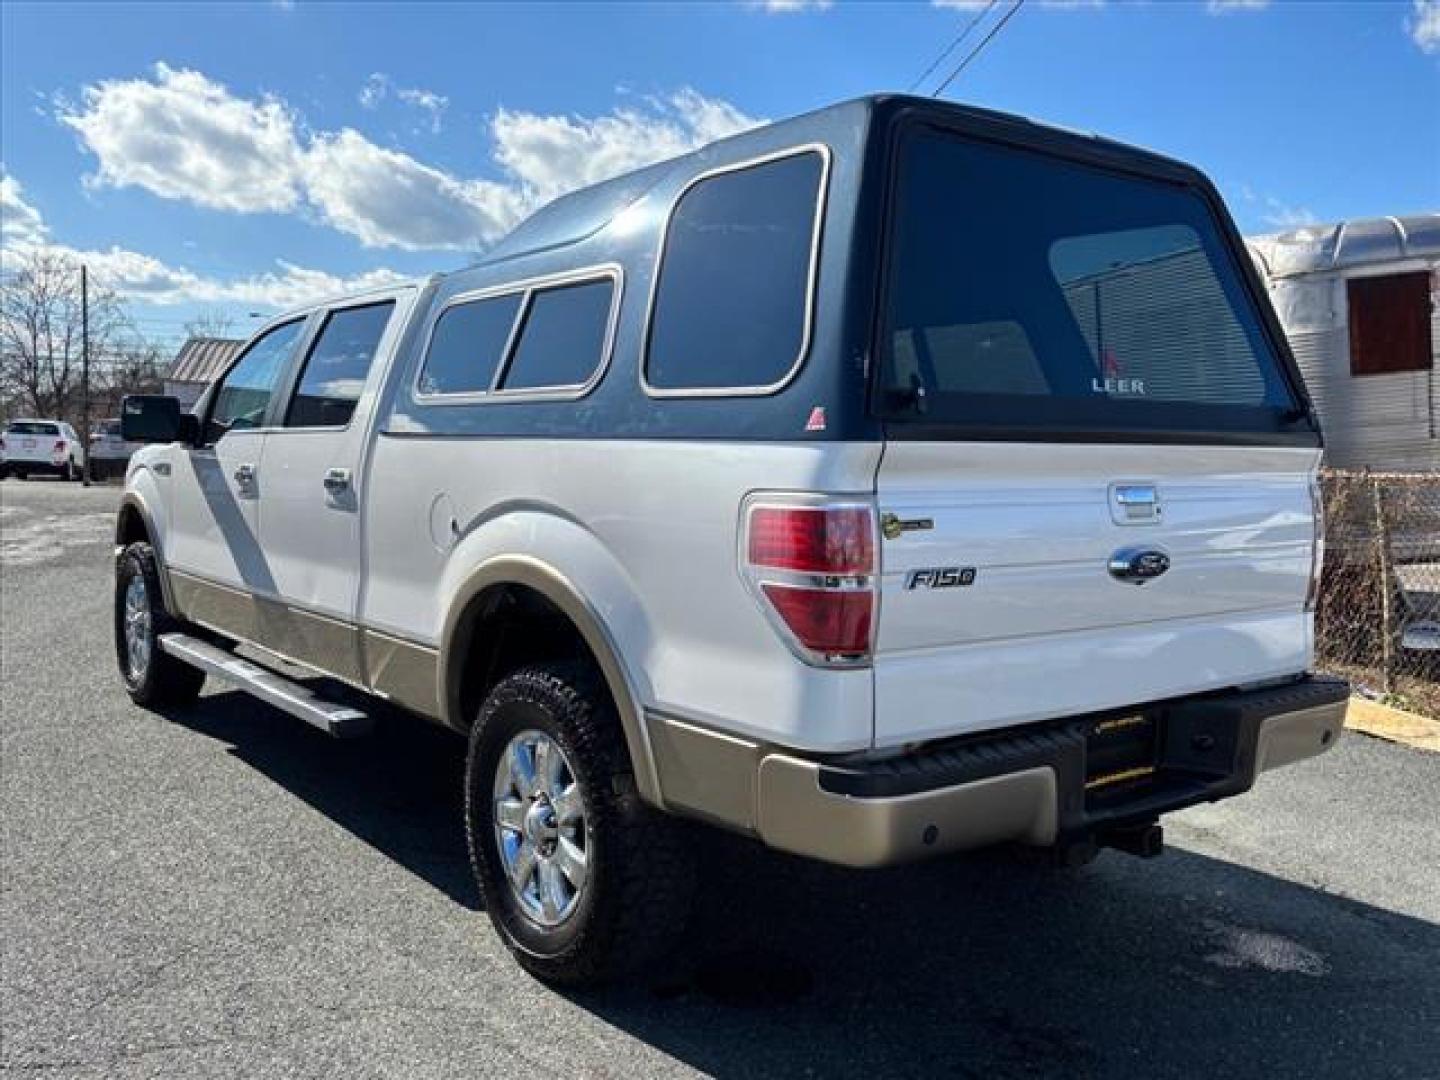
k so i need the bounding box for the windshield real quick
[5,422,59,436]
[877,127,1307,438]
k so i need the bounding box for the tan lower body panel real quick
[756,756,1058,869]
[646,710,1058,868]
[168,570,366,688]
[362,628,441,718]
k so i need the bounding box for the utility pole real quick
[81,263,92,486]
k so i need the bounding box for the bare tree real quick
[183,309,237,340]
[0,248,124,421]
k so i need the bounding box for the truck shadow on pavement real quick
[169,690,1440,1080]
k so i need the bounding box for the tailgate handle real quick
[1112,483,1160,524]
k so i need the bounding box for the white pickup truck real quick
[113,95,1347,985]
[1,418,85,481]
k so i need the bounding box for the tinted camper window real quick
[646,149,825,393]
[500,279,613,391]
[419,294,524,396]
[878,128,1305,438]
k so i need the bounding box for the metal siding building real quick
[164,337,244,411]
[1247,214,1439,472]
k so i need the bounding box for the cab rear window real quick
[877,128,1306,438]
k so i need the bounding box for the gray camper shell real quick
[380,94,1319,451]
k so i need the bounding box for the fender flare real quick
[115,491,177,615]
[438,554,664,808]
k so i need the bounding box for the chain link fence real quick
[1317,470,1440,716]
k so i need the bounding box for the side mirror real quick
[121,395,198,445]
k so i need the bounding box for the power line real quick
[909,0,999,94]
[933,0,1027,98]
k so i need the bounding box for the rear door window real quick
[285,301,395,428]
[878,128,1305,438]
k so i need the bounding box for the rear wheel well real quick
[451,583,600,734]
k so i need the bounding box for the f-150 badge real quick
[906,567,977,590]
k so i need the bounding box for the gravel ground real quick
[3,479,1438,1079]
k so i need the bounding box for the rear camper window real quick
[878,128,1307,439]
[645,149,826,394]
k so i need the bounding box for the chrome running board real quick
[158,632,373,738]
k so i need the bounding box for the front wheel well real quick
[450,583,600,734]
[116,502,151,548]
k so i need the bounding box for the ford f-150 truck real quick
[113,95,1347,985]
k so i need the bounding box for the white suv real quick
[1,418,85,481]
[112,96,1347,985]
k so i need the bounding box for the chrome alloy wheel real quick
[123,573,152,682]
[492,730,589,927]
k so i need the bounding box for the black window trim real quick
[275,294,405,434]
[411,264,623,406]
[640,142,833,399]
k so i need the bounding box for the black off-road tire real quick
[465,662,696,986]
[115,541,206,708]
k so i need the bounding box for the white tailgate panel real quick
[873,441,1320,745]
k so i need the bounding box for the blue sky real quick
[2,0,1436,346]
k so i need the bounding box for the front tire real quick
[465,663,695,986]
[115,542,206,708]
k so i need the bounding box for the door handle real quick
[233,463,256,486]
[323,467,352,492]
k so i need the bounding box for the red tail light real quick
[744,500,876,664]
[53,440,66,452]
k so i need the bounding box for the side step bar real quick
[158,633,374,738]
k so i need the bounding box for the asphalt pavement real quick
[2,478,1438,1078]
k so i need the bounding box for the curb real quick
[1345,696,1440,754]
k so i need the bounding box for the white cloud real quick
[1,167,404,309]
[756,0,833,11]
[58,67,758,251]
[358,72,389,109]
[1206,1,1269,11]
[492,89,762,205]
[302,129,520,250]
[1410,0,1440,52]
[1,171,49,246]
[59,64,303,213]
[398,87,449,134]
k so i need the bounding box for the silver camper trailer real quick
[1248,214,1439,473]
[1250,215,1440,657]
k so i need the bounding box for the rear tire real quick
[62,458,76,482]
[115,542,206,708]
[465,662,695,986]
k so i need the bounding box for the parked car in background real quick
[89,419,141,481]
[0,419,85,481]
[112,95,1346,986]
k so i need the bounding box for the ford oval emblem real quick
[1108,546,1171,585]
